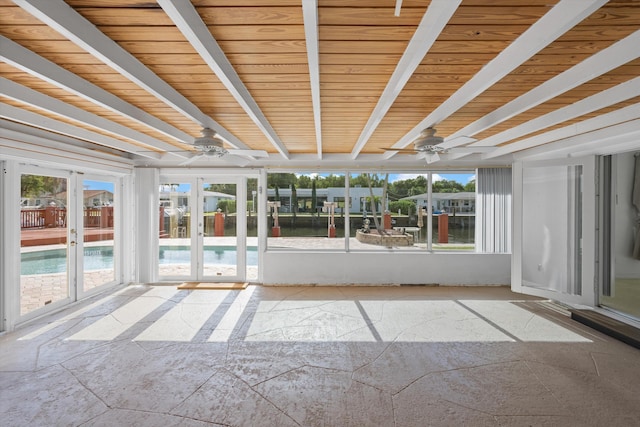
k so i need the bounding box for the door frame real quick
[157,170,257,283]
[198,176,247,282]
[512,156,597,306]
[16,164,78,323]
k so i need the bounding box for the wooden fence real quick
[20,206,113,229]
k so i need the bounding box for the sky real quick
[83,180,115,191]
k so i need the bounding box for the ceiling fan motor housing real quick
[413,127,445,152]
[193,128,227,156]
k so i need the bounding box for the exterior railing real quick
[20,206,113,229]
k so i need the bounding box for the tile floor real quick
[1,285,639,426]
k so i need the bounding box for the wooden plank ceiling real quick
[0,0,638,166]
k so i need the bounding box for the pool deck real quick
[21,227,114,247]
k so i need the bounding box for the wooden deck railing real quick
[20,206,113,229]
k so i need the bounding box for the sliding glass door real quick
[513,157,596,306]
[80,176,118,296]
[598,153,640,320]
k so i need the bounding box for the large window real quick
[266,170,476,251]
[266,172,346,250]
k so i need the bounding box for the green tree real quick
[297,174,312,188]
[291,183,298,219]
[268,173,296,190]
[311,179,317,215]
[389,200,415,215]
[464,179,476,192]
[21,175,61,197]
[217,199,236,214]
[432,179,464,193]
[319,174,345,188]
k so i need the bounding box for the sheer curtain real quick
[476,168,512,253]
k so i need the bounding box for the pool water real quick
[21,245,257,275]
[21,247,114,275]
[159,245,258,266]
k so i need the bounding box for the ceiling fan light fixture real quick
[193,127,228,157]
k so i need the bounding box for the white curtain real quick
[632,153,640,260]
[476,168,512,253]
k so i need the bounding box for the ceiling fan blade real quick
[179,153,204,166]
[448,146,495,153]
[221,154,250,166]
[382,147,418,153]
[227,149,269,158]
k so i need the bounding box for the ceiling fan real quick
[383,127,493,163]
[178,128,269,166]
[135,127,269,165]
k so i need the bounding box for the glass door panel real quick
[158,182,192,278]
[515,157,595,306]
[20,173,71,316]
[522,164,583,295]
[599,152,640,319]
[82,178,116,293]
[247,177,258,281]
[202,180,237,278]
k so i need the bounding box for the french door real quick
[158,176,247,282]
[18,166,119,320]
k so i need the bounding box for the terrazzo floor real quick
[1,285,639,426]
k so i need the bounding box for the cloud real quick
[393,173,421,181]
[295,172,319,179]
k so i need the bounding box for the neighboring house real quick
[402,192,476,214]
[82,190,114,207]
[267,187,384,214]
[159,190,235,213]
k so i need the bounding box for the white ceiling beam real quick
[0,103,162,160]
[13,0,249,150]
[302,0,322,160]
[394,0,403,17]
[351,0,461,159]
[474,76,640,148]
[514,119,640,160]
[447,30,640,149]
[484,103,640,159]
[448,75,640,161]
[0,123,135,172]
[157,0,289,159]
[0,35,192,145]
[386,0,608,157]
[1,78,187,158]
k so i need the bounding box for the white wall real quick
[135,168,159,283]
[263,252,510,285]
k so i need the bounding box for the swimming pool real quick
[159,245,258,266]
[21,247,114,275]
[21,245,258,275]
